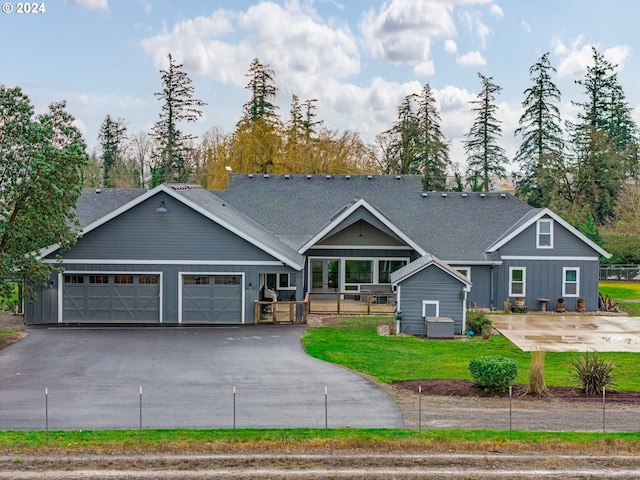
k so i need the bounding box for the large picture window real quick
[345,260,373,284]
[563,267,580,297]
[509,267,526,296]
[378,260,407,283]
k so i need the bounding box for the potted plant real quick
[556,298,565,312]
[577,298,585,311]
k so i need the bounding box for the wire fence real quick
[1,384,637,436]
[599,265,640,281]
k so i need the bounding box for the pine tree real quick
[416,83,450,190]
[514,53,564,207]
[151,53,206,187]
[98,115,127,188]
[464,73,508,192]
[241,58,279,124]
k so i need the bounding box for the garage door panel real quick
[182,275,242,324]
[63,274,160,323]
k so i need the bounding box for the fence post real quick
[418,385,422,433]
[509,385,512,441]
[44,387,49,442]
[233,385,237,440]
[139,386,143,443]
[602,386,606,439]
[324,386,328,435]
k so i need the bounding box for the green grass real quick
[599,281,640,316]
[0,428,637,449]
[302,317,640,391]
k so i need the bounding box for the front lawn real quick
[302,317,640,391]
[599,281,640,316]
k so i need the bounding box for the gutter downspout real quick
[490,264,495,311]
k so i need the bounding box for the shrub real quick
[466,312,492,337]
[571,351,616,395]
[526,350,548,396]
[469,356,518,392]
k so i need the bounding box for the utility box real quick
[425,316,454,339]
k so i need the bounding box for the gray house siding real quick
[460,265,492,309]
[319,220,406,247]
[498,217,597,257]
[50,193,276,262]
[495,259,600,312]
[397,265,466,335]
[25,262,300,325]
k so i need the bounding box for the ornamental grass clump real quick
[469,356,518,392]
[525,349,548,396]
[570,351,616,395]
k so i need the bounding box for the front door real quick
[311,259,340,293]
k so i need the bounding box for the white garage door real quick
[181,274,243,323]
[62,274,160,323]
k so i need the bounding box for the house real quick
[25,174,610,335]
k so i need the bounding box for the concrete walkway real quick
[0,325,403,430]
[490,314,640,352]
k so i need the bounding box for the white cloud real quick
[414,60,435,76]
[457,50,487,66]
[459,9,492,49]
[520,20,530,33]
[65,0,108,11]
[360,0,457,63]
[490,3,503,17]
[444,39,458,53]
[554,36,631,78]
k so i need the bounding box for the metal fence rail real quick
[599,265,640,281]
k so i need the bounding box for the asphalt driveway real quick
[0,325,403,430]
[490,314,640,352]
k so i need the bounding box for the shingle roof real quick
[390,253,472,286]
[75,188,147,227]
[217,174,534,261]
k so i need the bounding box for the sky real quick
[2,0,640,172]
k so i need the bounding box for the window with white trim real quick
[563,267,580,297]
[278,273,296,289]
[536,219,553,248]
[509,267,526,296]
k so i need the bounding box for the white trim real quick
[309,255,410,292]
[501,256,599,261]
[58,270,163,324]
[46,259,290,266]
[562,267,580,298]
[422,300,440,318]
[508,266,526,297]
[298,199,426,256]
[462,290,468,333]
[536,218,554,249]
[454,266,471,282]
[277,273,296,290]
[178,271,245,324]
[487,208,611,258]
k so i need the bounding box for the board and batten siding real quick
[397,265,466,335]
[51,193,277,262]
[26,262,301,325]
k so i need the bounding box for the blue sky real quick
[3,0,639,170]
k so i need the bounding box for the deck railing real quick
[308,291,396,316]
[254,293,310,324]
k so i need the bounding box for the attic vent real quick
[395,175,401,180]
[500,193,506,199]
[306,175,312,179]
[461,193,468,198]
[325,175,331,179]
[367,175,373,180]
[247,174,254,178]
[263,174,269,179]
[441,193,447,198]
[480,193,486,198]
[345,175,351,180]
[284,174,290,179]
[95,188,101,193]
[421,193,428,197]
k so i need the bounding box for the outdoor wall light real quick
[156,201,167,213]
[47,280,55,289]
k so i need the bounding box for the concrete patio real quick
[489,314,640,352]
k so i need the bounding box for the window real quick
[214,275,241,285]
[537,219,553,248]
[345,260,373,284]
[139,275,159,285]
[378,260,407,283]
[183,276,210,285]
[278,273,296,289]
[455,267,471,281]
[114,275,134,284]
[509,267,526,296]
[64,275,84,284]
[89,275,109,284]
[563,267,580,297]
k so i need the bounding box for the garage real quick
[62,273,161,323]
[180,274,243,324]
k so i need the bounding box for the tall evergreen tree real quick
[464,73,508,192]
[416,83,450,190]
[151,53,206,187]
[241,58,279,124]
[514,53,564,207]
[98,114,127,188]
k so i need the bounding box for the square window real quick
[509,267,526,297]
